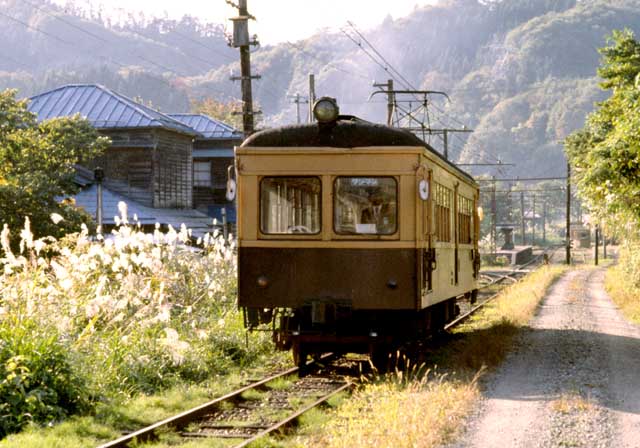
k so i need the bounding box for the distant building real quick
[168,113,242,214]
[27,84,242,232]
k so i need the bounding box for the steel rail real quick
[232,381,353,448]
[98,365,301,448]
[445,247,558,331]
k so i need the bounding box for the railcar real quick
[232,98,481,368]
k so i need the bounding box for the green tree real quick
[190,97,243,130]
[0,89,109,244]
[565,29,640,233]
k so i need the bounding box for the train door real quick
[454,183,459,285]
[421,168,435,294]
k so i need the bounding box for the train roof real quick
[241,116,476,184]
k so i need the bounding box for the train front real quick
[234,98,476,366]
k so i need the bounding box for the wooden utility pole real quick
[532,194,536,246]
[594,224,600,266]
[289,93,308,124]
[566,163,571,265]
[228,0,260,136]
[491,176,497,255]
[437,129,473,160]
[520,191,525,246]
[308,74,316,122]
[373,79,394,126]
[542,200,547,244]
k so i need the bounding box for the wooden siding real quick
[92,128,193,209]
[153,129,193,209]
[193,156,234,210]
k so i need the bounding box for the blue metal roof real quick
[28,84,197,136]
[168,113,242,139]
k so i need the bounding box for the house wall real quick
[192,138,241,211]
[153,129,193,209]
[93,128,193,209]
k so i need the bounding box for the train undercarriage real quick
[243,292,477,371]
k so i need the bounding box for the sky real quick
[50,0,437,44]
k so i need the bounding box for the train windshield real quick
[334,177,397,235]
[260,177,321,234]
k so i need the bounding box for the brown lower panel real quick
[239,247,417,310]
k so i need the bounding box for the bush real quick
[0,210,275,435]
[0,322,89,438]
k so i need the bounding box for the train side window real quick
[434,183,452,242]
[260,177,321,235]
[333,177,397,235]
[458,196,473,244]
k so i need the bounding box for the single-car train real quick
[233,97,481,368]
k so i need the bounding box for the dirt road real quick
[450,267,640,448]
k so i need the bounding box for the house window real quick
[194,161,211,187]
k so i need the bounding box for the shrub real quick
[0,322,89,438]
[0,209,274,435]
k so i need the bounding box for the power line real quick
[477,177,567,182]
[0,8,233,100]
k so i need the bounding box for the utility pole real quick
[434,128,474,160]
[228,0,260,136]
[373,79,394,125]
[308,74,316,123]
[594,224,599,266]
[542,200,547,244]
[532,194,536,246]
[288,93,308,124]
[491,176,496,255]
[520,191,525,246]
[566,163,571,265]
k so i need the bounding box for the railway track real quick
[451,246,560,330]
[98,357,357,448]
[99,248,557,448]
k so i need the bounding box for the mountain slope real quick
[2,0,640,177]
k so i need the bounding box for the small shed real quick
[29,84,197,209]
[168,113,243,212]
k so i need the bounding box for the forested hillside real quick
[1,0,639,176]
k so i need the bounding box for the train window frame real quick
[457,195,473,245]
[434,183,453,243]
[332,176,398,237]
[259,176,322,237]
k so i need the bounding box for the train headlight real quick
[313,97,340,123]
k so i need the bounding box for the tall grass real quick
[297,265,566,448]
[606,241,640,323]
[0,208,271,437]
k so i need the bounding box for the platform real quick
[496,246,533,265]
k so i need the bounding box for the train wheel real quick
[470,288,478,304]
[370,344,393,374]
[292,341,308,372]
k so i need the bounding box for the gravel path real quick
[449,267,640,448]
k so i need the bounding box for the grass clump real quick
[606,243,640,323]
[311,371,479,448]
[294,264,566,448]
[0,211,278,443]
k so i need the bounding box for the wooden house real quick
[168,113,243,215]
[28,84,196,209]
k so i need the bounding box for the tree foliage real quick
[190,97,243,130]
[0,89,109,243]
[565,29,640,234]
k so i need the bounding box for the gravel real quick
[447,267,640,448]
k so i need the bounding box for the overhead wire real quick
[0,5,233,99]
